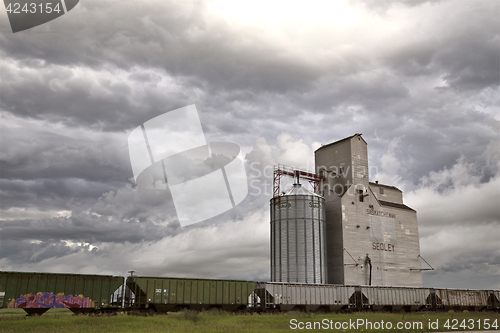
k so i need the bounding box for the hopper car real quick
[126,275,256,313]
[0,271,123,316]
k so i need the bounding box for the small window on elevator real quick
[379,188,384,195]
[357,189,364,202]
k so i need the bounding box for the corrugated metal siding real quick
[361,286,430,306]
[270,188,327,284]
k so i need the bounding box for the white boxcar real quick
[256,282,355,311]
[360,286,430,311]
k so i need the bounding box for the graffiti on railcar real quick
[7,292,95,309]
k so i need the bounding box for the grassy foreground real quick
[0,309,498,333]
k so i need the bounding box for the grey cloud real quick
[439,38,500,91]
[92,187,178,223]
[0,178,123,212]
[0,114,131,180]
[439,249,500,274]
[0,0,318,96]
[382,1,499,92]
[366,112,498,185]
[0,63,188,131]
[0,212,177,245]
[0,239,83,264]
[354,0,445,13]
[128,72,163,84]
[423,248,500,289]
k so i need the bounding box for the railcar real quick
[358,286,431,312]
[126,275,256,313]
[431,288,491,311]
[0,271,124,316]
[255,282,354,312]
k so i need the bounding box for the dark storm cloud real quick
[438,38,500,91]
[355,0,445,13]
[1,239,84,264]
[0,178,123,211]
[439,249,500,273]
[386,35,500,92]
[381,0,499,92]
[0,113,131,181]
[1,213,176,245]
[275,71,412,114]
[0,0,318,94]
[207,82,497,185]
[422,246,500,289]
[91,187,178,223]
[0,61,197,131]
[1,0,497,141]
[0,185,182,264]
[368,115,498,185]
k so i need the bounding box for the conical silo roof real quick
[281,184,322,197]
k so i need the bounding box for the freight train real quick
[1,271,499,316]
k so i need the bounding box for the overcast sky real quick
[0,0,498,290]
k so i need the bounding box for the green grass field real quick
[0,309,498,332]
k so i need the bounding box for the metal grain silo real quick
[270,180,327,284]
